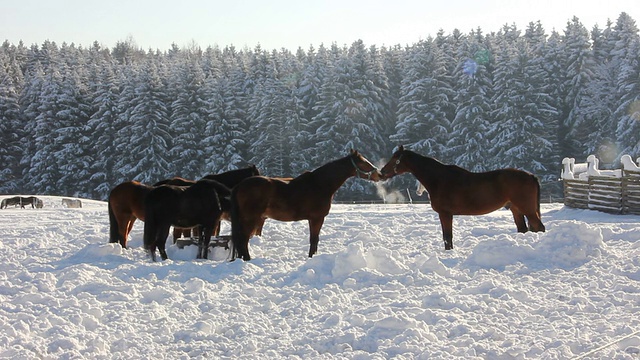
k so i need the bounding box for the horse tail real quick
[108,199,122,244]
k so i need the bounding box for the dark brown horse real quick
[108,166,260,248]
[230,150,382,261]
[144,179,231,261]
[380,146,545,250]
[153,177,200,241]
[153,166,261,241]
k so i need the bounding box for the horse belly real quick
[434,191,508,216]
[173,219,200,228]
[263,206,306,222]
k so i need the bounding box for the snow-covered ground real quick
[1,196,639,359]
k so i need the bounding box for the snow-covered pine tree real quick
[613,13,640,157]
[448,29,494,172]
[87,60,120,199]
[489,25,555,175]
[0,47,25,193]
[114,57,171,184]
[168,53,208,179]
[559,16,595,160]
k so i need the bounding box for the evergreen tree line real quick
[0,13,639,201]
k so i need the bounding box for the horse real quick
[144,179,231,261]
[22,196,43,208]
[380,145,545,250]
[62,198,82,208]
[153,177,198,241]
[230,150,382,261]
[154,166,261,241]
[108,166,260,249]
[1,196,41,209]
[2,196,23,209]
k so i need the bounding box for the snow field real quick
[0,197,639,359]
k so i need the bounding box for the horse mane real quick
[309,152,354,179]
[404,150,471,176]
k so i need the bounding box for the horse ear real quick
[350,149,358,155]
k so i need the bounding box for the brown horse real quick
[108,181,154,248]
[380,146,545,250]
[108,166,260,248]
[144,179,231,261]
[230,150,382,261]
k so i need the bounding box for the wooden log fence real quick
[563,169,640,214]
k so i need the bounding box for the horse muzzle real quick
[379,168,395,180]
[369,169,383,182]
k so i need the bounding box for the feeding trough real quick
[175,235,231,250]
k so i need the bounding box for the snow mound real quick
[464,221,605,271]
[294,241,408,287]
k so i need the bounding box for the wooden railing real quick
[563,170,640,214]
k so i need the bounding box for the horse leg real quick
[157,225,171,261]
[255,218,265,237]
[438,212,454,250]
[196,227,204,259]
[143,220,157,261]
[199,226,214,260]
[525,213,546,232]
[172,227,181,244]
[510,208,529,233]
[121,216,136,248]
[214,221,221,237]
[196,227,207,259]
[230,215,254,261]
[308,217,325,258]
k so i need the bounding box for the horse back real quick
[429,168,539,215]
[109,181,154,221]
[2,196,23,208]
[202,166,260,189]
[154,177,195,187]
[234,175,331,221]
[181,179,231,215]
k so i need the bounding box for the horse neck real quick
[310,156,355,194]
[405,152,445,191]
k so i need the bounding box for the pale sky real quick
[2,0,638,51]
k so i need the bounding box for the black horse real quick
[143,179,231,261]
[153,165,261,241]
[153,165,260,189]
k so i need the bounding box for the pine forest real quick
[0,13,639,201]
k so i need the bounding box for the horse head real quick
[380,145,408,179]
[349,149,382,182]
